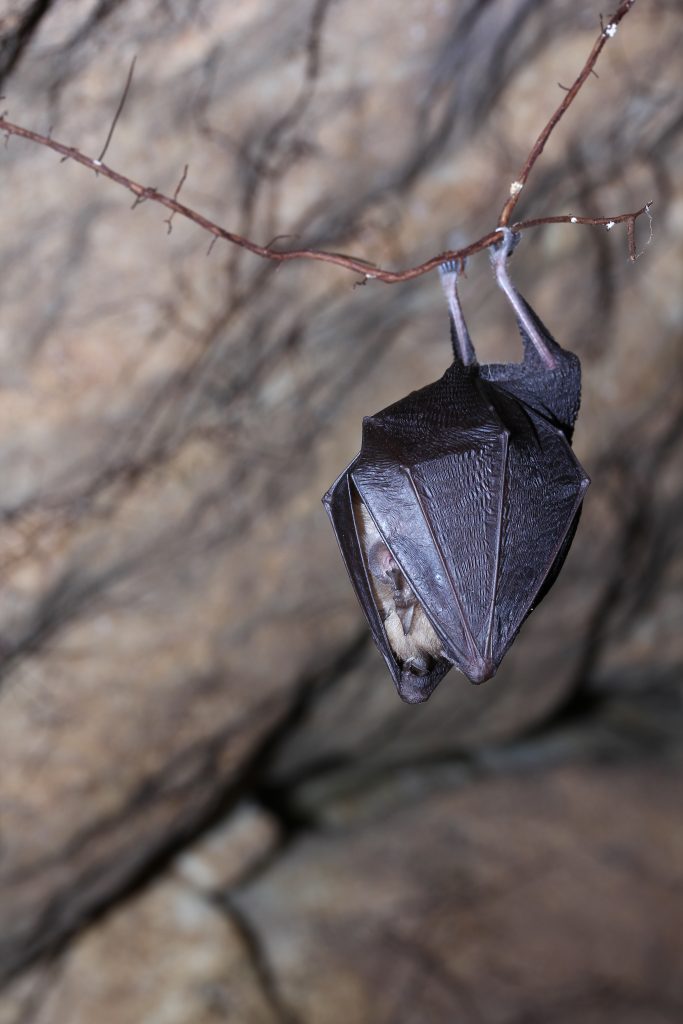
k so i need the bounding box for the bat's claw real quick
[439,257,466,279]
[490,226,521,266]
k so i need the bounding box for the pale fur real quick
[354,493,443,674]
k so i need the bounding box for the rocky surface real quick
[235,752,683,1024]
[0,1,681,1021]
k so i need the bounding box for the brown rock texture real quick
[0,0,681,1021]
[235,757,683,1024]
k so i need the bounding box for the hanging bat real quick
[323,228,590,703]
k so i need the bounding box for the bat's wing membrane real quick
[352,428,506,684]
[485,395,590,663]
[404,435,509,682]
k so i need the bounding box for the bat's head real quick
[323,360,589,702]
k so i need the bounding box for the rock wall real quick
[0,1,681,1021]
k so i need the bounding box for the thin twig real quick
[96,55,136,164]
[498,0,637,227]
[626,215,636,260]
[164,163,188,234]
[628,201,654,261]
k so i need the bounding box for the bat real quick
[323,228,590,703]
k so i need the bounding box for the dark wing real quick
[399,432,509,683]
[483,390,590,663]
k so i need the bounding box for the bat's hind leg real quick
[439,259,476,366]
[490,227,557,370]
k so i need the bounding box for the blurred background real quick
[0,1,681,1021]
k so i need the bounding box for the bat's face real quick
[324,358,589,703]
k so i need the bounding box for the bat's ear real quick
[438,259,477,367]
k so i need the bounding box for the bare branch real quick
[498,0,638,227]
[0,1,645,282]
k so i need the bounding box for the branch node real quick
[265,232,300,250]
[131,188,156,210]
[164,163,189,234]
[628,201,654,261]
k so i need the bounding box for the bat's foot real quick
[439,257,466,277]
[489,225,521,268]
[439,258,476,366]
